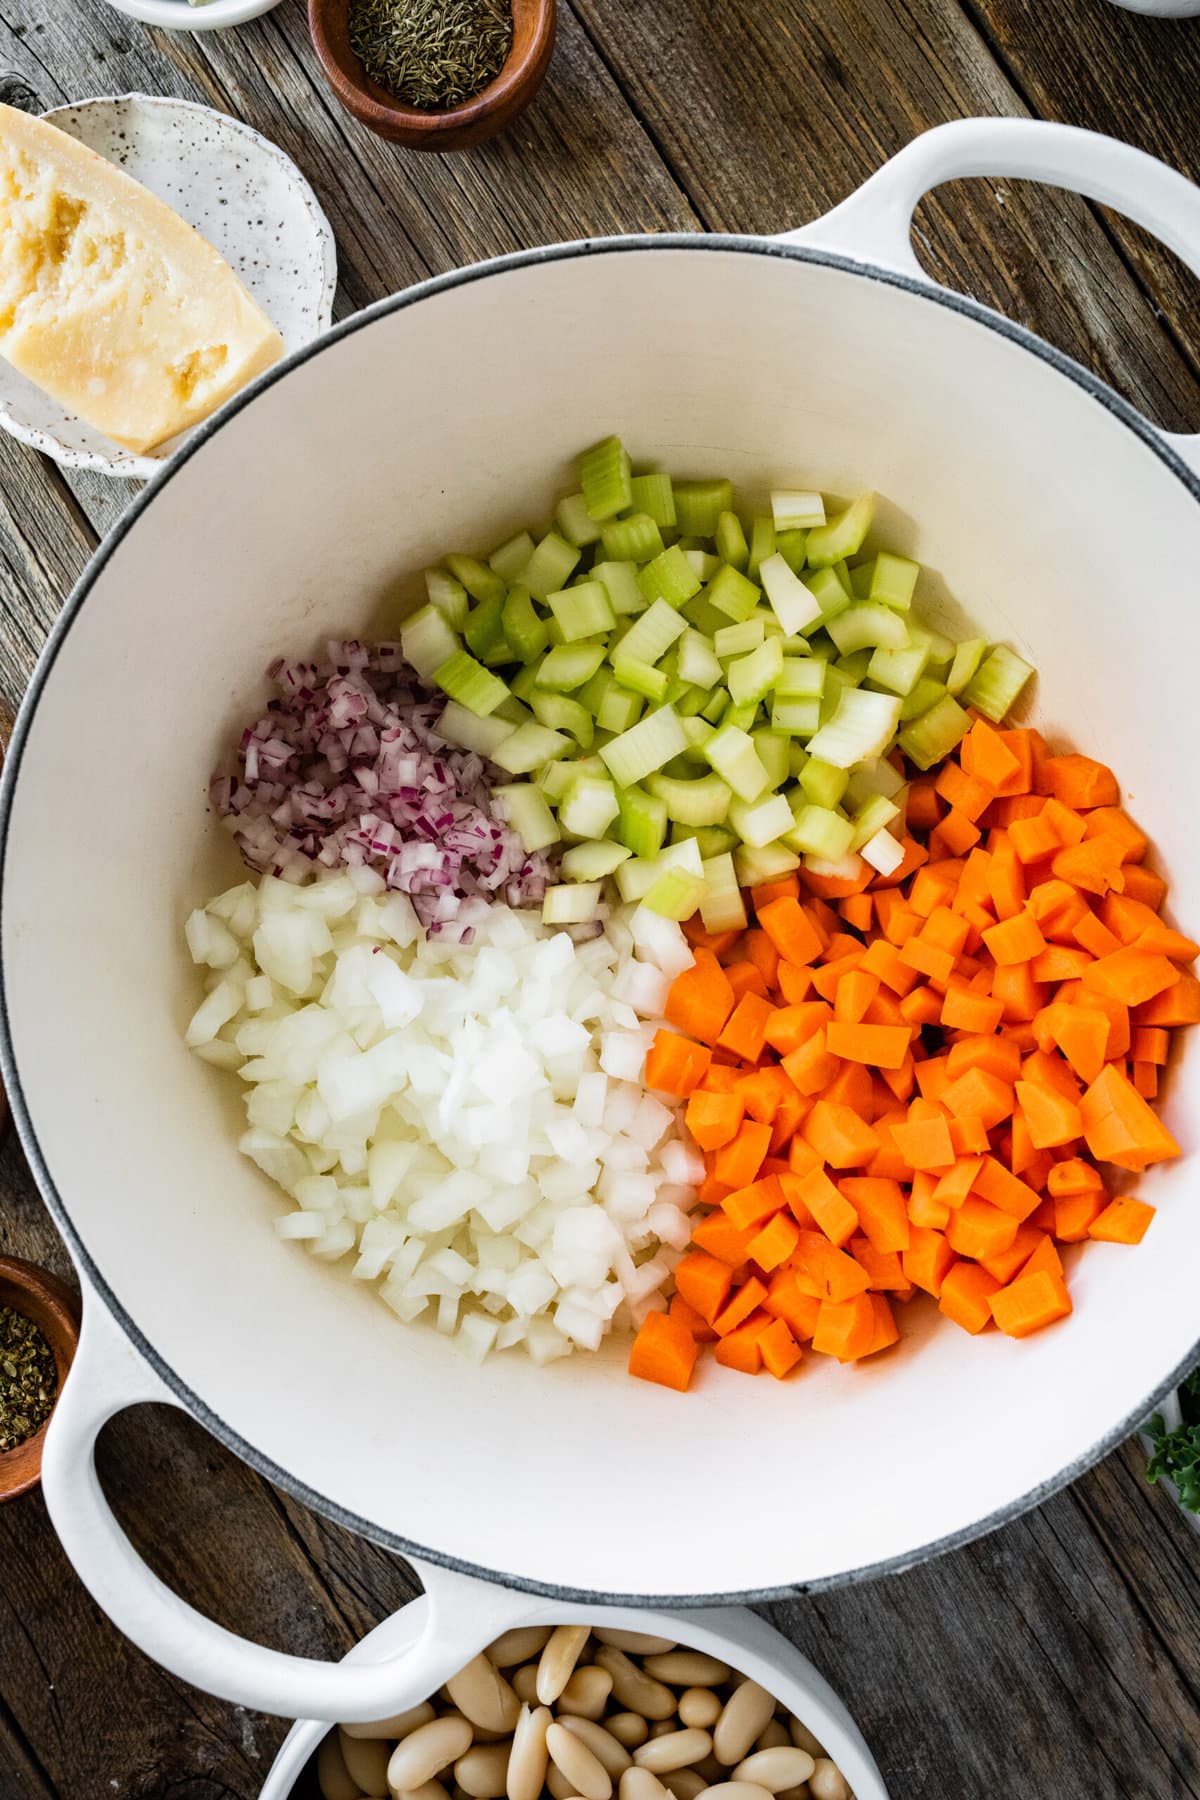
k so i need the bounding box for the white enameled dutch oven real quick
[2,117,1200,1726]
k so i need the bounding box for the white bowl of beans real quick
[259,1608,887,1800]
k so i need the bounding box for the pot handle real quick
[781,117,1200,477]
[41,1280,536,1720]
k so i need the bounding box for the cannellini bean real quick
[455,1745,511,1798]
[538,1627,592,1705]
[633,1731,713,1775]
[512,1666,540,1706]
[558,1667,615,1720]
[713,1685,775,1767]
[340,1728,391,1795]
[754,1724,789,1754]
[560,1717,633,1777]
[678,1692,721,1731]
[594,1648,677,1721]
[546,1765,577,1800]
[318,1733,361,1800]
[389,1717,475,1791]
[807,1764,848,1800]
[661,1774,707,1800]
[642,1654,730,1688]
[546,1722,613,1800]
[608,1714,651,1750]
[731,1751,815,1793]
[346,1703,438,1742]
[775,1785,811,1800]
[447,1654,521,1733]
[787,1722,822,1760]
[594,1631,678,1656]
[488,1628,554,1669]
[392,1784,451,1800]
[695,1786,774,1800]
[507,1705,552,1800]
[692,1761,723,1787]
[649,1723,677,1740]
[619,1769,672,1800]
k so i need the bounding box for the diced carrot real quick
[763,1271,822,1339]
[1041,753,1119,810]
[1081,946,1181,1008]
[907,774,945,830]
[989,1269,1073,1338]
[869,834,930,890]
[1008,811,1060,864]
[758,1315,804,1378]
[841,1175,911,1252]
[1046,1158,1103,1198]
[802,863,873,899]
[1057,981,1131,1059]
[1029,878,1091,937]
[712,1119,773,1188]
[933,1156,983,1209]
[717,992,777,1062]
[983,910,1048,967]
[821,1060,876,1118]
[629,1310,700,1391]
[973,1155,1043,1221]
[781,1028,839,1097]
[949,1113,992,1156]
[991,960,1047,1022]
[919,905,972,959]
[777,961,816,1004]
[946,1197,1020,1261]
[1080,1062,1181,1171]
[939,1260,1001,1334]
[712,1276,769,1337]
[683,915,740,952]
[1134,920,1200,961]
[945,1033,1020,1082]
[932,808,983,859]
[908,1170,951,1230]
[714,1310,771,1373]
[756,895,827,968]
[697,1174,733,1209]
[860,1292,901,1356]
[786,1138,822,1183]
[669,1293,717,1344]
[811,1292,877,1361]
[1088,1195,1155,1245]
[750,875,802,910]
[688,1211,754,1267]
[901,1225,955,1298]
[1121,864,1168,909]
[1082,807,1148,862]
[803,1099,879,1168]
[839,893,875,934]
[1051,835,1126,898]
[735,1066,790,1125]
[935,761,995,822]
[768,1084,810,1156]
[913,1056,951,1105]
[645,1030,713,1096]
[860,937,923,997]
[1052,1185,1106,1242]
[1033,1001,1111,1085]
[725,962,771,1005]
[665,949,736,1046]
[835,968,882,1024]
[763,1001,833,1056]
[880,902,924,948]
[1134,973,1200,1026]
[1132,1061,1159,1100]
[722,1174,786,1231]
[672,1248,735,1324]
[850,1235,909,1291]
[790,1231,872,1303]
[1073,910,1121,960]
[1014,1079,1083,1150]
[700,1063,743,1094]
[940,981,1005,1033]
[747,1209,803,1272]
[789,1166,856,1248]
[744,928,781,991]
[961,717,1022,791]
[942,1066,1015,1132]
[1022,1233,1064,1281]
[899,934,955,986]
[890,1110,956,1171]
[1130,1025,1169,1064]
[978,1220,1045,1285]
[823,1020,913,1069]
[685,1090,745,1151]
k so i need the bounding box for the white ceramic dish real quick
[258,1593,888,1799]
[1106,0,1200,15]
[2,117,1200,1722]
[100,0,286,30]
[0,94,335,478]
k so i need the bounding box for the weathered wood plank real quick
[0,433,96,714]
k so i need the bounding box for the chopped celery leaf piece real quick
[771,490,827,532]
[630,472,677,528]
[716,511,749,572]
[434,650,509,717]
[538,643,607,692]
[898,693,970,770]
[674,478,734,537]
[446,552,506,605]
[600,704,688,788]
[580,436,633,522]
[806,493,875,567]
[760,553,822,636]
[493,783,561,852]
[638,544,703,608]
[870,550,919,612]
[964,644,1035,722]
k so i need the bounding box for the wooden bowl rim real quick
[0,1256,81,1503]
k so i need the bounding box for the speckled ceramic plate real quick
[0,94,337,479]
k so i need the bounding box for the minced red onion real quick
[212,641,550,935]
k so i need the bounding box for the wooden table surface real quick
[2,0,1200,1793]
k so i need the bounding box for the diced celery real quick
[560,774,620,838]
[844,757,905,805]
[699,852,748,930]
[898,693,970,771]
[510,662,542,701]
[612,657,669,703]
[868,642,929,695]
[437,702,515,759]
[580,436,633,521]
[964,645,1035,722]
[538,643,607,691]
[683,549,721,582]
[638,545,702,608]
[400,604,460,679]
[543,882,603,924]
[647,771,732,826]
[716,511,749,571]
[827,603,909,655]
[785,804,856,860]
[577,666,613,716]
[597,685,644,734]
[425,567,469,629]
[703,724,770,801]
[807,687,902,769]
[539,755,602,799]
[494,694,533,727]
[760,553,823,636]
[592,560,646,615]
[463,595,511,665]
[706,564,762,624]
[614,596,688,669]
[788,743,809,778]
[899,677,947,721]
[561,839,632,880]
[433,650,509,717]
[798,758,849,809]
[600,704,688,788]
[804,565,853,625]
[502,585,549,663]
[700,686,730,725]
[728,637,784,706]
[548,581,615,643]
[715,618,765,658]
[531,691,594,749]
[601,513,666,564]
[771,490,827,532]
[734,842,801,886]
[861,828,906,876]
[729,792,794,848]
[615,836,703,903]
[489,530,537,581]
[777,657,826,699]
[445,552,506,605]
[680,716,714,754]
[751,729,790,791]
[910,625,956,671]
[523,532,581,600]
[721,701,759,733]
[675,683,709,719]
[805,850,864,882]
[677,628,723,690]
[555,494,602,549]
[492,783,561,852]
[674,478,733,537]
[848,560,875,601]
[870,550,919,612]
[849,792,901,851]
[747,516,777,581]
[777,529,808,575]
[693,826,738,858]
[630,472,677,528]
[946,636,988,696]
[806,492,875,567]
[771,697,822,735]
[616,785,668,858]
[493,721,572,774]
[643,865,707,922]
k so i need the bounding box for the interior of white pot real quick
[5,242,1200,1597]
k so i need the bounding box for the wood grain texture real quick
[2,0,1200,1794]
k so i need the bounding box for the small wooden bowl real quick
[308,0,556,150]
[0,1257,82,1504]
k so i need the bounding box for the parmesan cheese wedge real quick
[0,105,285,454]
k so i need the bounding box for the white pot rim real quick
[4,230,1200,1605]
